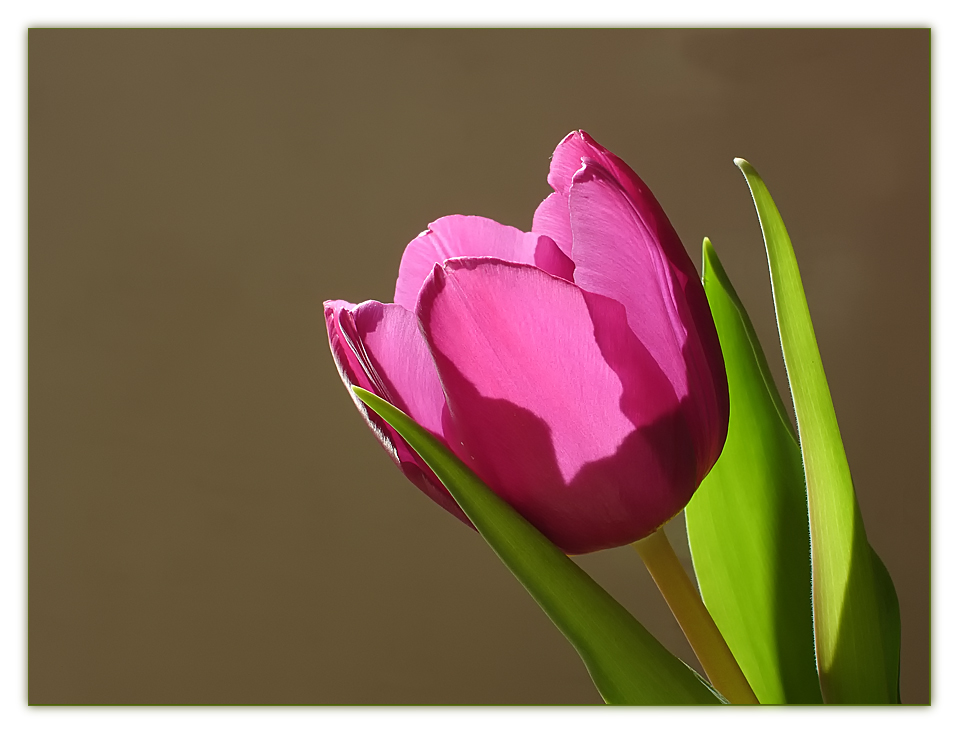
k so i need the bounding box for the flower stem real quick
[632,527,758,704]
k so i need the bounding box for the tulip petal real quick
[533,130,637,258]
[394,215,570,310]
[532,132,727,478]
[568,160,727,478]
[324,299,469,523]
[545,130,600,195]
[531,131,607,257]
[569,161,688,378]
[532,192,573,258]
[539,131,695,278]
[417,258,697,554]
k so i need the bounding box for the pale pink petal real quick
[416,258,696,554]
[530,130,602,256]
[324,299,469,524]
[532,191,573,258]
[393,215,568,309]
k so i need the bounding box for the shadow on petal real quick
[433,343,703,555]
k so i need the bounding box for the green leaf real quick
[353,386,722,706]
[735,159,901,704]
[685,238,823,704]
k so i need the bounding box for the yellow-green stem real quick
[632,527,758,704]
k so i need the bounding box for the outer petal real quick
[569,160,688,383]
[324,298,470,524]
[416,258,698,554]
[568,160,728,478]
[545,130,600,194]
[393,215,571,310]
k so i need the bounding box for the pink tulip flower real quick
[325,131,728,554]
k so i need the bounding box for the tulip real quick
[324,130,728,554]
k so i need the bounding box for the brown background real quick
[28,29,930,705]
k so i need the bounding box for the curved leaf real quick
[686,238,822,704]
[354,386,722,705]
[735,159,901,703]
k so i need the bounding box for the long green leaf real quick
[354,387,722,705]
[686,238,822,704]
[735,159,901,703]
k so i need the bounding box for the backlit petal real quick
[324,299,469,523]
[394,215,569,310]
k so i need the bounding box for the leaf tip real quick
[701,237,732,293]
[352,385,378,408]
[735,157,762,181]
[701,237,716,278]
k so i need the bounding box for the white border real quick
[4,2,955,733]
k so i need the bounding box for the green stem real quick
[632,528,758,704]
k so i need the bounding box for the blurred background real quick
[28,28,929,704]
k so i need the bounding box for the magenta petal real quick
[568,160,728,477]
[324,299,470,524]
[539,131,702,287]
[544,130,600,195]
[394,215,569,310]
[416,258,696,554]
